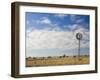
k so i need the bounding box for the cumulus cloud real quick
[26,27,89,50]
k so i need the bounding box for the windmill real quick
[76,33,83,60]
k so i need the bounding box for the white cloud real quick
[54,14,67,19]
[74,27,89,35]
[76,19,84,23]
[43,23,59,31]
[69,15,84,24]
[67,24,78,30]
[26,17,62,35]
[26,27,89,51]
[39,17,52,24]
[36,16,62,31]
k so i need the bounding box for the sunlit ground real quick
[26,55,89,67]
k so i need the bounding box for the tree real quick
[48,56,52,58]
[63,54,66,57]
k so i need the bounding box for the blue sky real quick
[26,12,89,32]
[25,12,90,57]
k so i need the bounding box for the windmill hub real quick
[76,33,82,40]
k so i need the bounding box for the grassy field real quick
[26,55,89,67]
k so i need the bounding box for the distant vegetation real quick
[26,54,89,60]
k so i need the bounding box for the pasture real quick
[26,55,89,67]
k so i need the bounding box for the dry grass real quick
[26,56,89,67]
